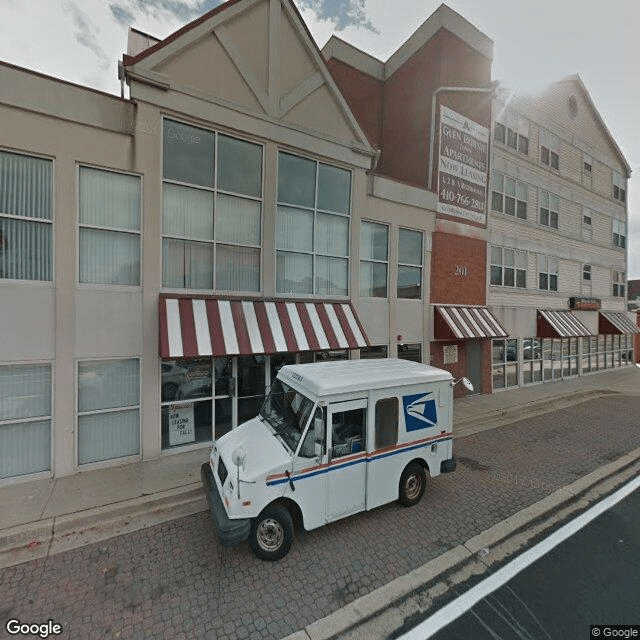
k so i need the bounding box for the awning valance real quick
[159,297,370,358]
[599,311,640,335]
[434,305,508,340]
[537,309,591,338]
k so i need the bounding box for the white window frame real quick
[582,210,593,241]
[540,129,560,170]
[78,165,142,288]
[494,107,529,155]
[76,357,141,468]
[0,361,53,482]
[397,227,423,299]
[491,171,528,219]
[613,170,626,203]
[360,220,389,298]
[613,218,626,249]
[0,148,54,283]
[583,264,591,281]
[490,245,527,288]
[162,117,264,293]
[539,190,560,229]
[538,254,558,292]
[583,153,593,174]
[613,270,626,298]
[275,150,352,297]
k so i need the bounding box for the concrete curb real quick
[281,445,640,640]
[0,483,206,569]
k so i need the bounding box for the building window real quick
[492,338,518,390]
[397,228,423,299]
[613,219,626,248]
[77,359,140,465]
[613,171,626,202]
[491,172,528,219]
[398,343,422,363]
[613,270,626,297]
[0,363,52,479]
[538,255,558,291]
[0,150,53,281]
[583,154,592,174]
[583,264,591,281]
[360,221,388,297]
[375,397,398,449]
[490,245,526,288]
[540,129,560,170]
[162,119,263,292]
[360,345,388,359]
[539,190,559,229]
[582,211,593,241]
[276,152,351,296]
[522,338,542,384]
[79,167,141,285]
[494,107,529,155]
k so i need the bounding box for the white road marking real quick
[398,473,640,640]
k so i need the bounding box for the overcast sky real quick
[1,0,638,277]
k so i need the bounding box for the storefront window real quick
[360,345,388,359]
[542,339,553,381]
[522,338,542,384]
[492,339,517,390]
[238,356,265,425]
[315,350,349,362]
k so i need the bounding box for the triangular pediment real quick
[124,0,371,150]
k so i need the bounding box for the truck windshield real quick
[259,378,314,454]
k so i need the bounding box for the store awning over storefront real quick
[433,305,508,340]
[537,309,591,338]
[159,297,370,358]
[599,311,640,334]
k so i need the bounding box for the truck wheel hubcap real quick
[406,473,422,499]
[257,518,284,551]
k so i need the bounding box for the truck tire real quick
[398,462,426,507]
[249,503,293,561]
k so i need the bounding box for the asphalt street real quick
[421,484,640,640]
[2,395,640,640]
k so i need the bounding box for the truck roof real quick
[278,358,453,396]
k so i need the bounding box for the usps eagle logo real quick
[402,392,438,432]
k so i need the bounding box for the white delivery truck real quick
[201,358,470,561]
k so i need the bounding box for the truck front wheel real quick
[249,504,293,561]
[398,462,426,507]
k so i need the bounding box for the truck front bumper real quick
[201,462,251,547]
[440,457,457,473]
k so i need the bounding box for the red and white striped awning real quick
[159,297,370,358]
[537,309,591,338]
[599,311,640,334]
[434,305,508,340]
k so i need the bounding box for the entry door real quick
[326,399,368,521]
[467,340,482,395]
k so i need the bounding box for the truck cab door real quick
[326,399,368,521]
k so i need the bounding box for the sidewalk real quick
[1,366,639,569]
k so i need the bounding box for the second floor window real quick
[397,228,423,299]
[276,152,351,296]
[539,190,559,229]
[79,167,141,285]
[582,211,593,241]
[538,255,558,291]
[613,219,626,249]
[583,265,591,281]
[162,119,263,292]
[540,130,560,170]
[0,150,53,282]
[360,221,388,297]
[490,245,526,288]
[491,172,527,219]
[494,108,529,155]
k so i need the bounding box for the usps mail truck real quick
[201,358,468,560]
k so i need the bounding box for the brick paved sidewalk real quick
[2,395,640,640]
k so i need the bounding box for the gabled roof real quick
[560,74,631,178]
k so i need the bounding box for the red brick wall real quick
[430,231,486,305]
[429,338,492,397]
[379,28,492,189]
[325,58,383,148]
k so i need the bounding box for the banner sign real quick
[437,105,489,225]
[168,402,195,446]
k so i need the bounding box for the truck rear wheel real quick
[399,462,426,507]
[249,504,293,561]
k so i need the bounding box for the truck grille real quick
[218,458,228,486]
